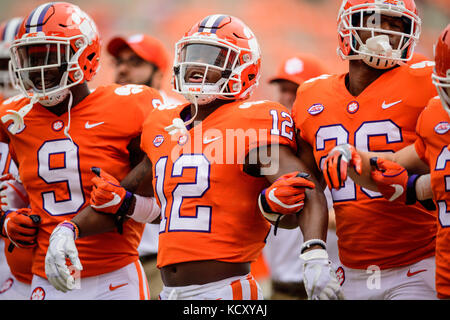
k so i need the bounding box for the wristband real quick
[0,210,14,238]
[115,191,134,234]
[301,239,327,254]
[405,174,419,205]
[117,191,134,216]
[59,221,80,240]
[127,195,160,223]
[259,189,273,213]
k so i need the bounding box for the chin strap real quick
[63,90,74,146]
[1,95,38,134]
[164,94,199,136]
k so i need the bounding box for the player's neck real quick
[43,83,91,116]
[189,99,229,125]
[346,60,397,97]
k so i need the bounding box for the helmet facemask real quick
[432,69,450,118]
[338,2,421,69]
[9,34,88,106]
[173,35,254,105]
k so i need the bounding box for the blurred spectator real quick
[107,33,184,105]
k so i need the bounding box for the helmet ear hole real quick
[87,53,96,61]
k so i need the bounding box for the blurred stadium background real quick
[2,0,448,103]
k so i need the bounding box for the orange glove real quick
[370,157,408,202]
[90,167,132,214]
[259,171,315,220]
[0,208,40,249]
[322,144,362,190]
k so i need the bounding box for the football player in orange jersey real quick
[50,14,344,300]
[0,16,37,300]
[322,24,450,299]
[292,0,438,299]
[0,2,164,300]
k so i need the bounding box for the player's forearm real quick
[298,187,328,243]
[71,205,118,238]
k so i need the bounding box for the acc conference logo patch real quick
[308,103,324,115]
[434,122,450,135]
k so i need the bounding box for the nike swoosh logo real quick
[203,136,221,144]
[109,283,128,291]
[382,100,402,109]
[92,192,121,209]
[85,121,104,129]
[388,184,404,201]
[406,269,427,277]
[268,188,303,209]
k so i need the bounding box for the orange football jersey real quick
[0,84,162,279]
[415,96,450,299]
[0,141,31,284]
[141,100,297,268]
[292,64,437,270]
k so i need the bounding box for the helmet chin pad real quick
[38,88,69,107]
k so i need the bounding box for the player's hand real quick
[90,167,131,214]
[258,171,315,222]
[1,208,40,249]
[370,157,407,202]
[0,173,29,211]
[322,144,362,190]
[300,249,344,300]
[45,221,82,293]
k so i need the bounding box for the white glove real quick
[45,222,83,293]
[0,174,29,211]
[300,249,344,300]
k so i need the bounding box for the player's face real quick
[113,48,156,86]
[180,43,236,84]
[274,80,298,110]
[357,14,407,50]
[15,43,66,91]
